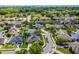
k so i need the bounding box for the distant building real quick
[52,24,64,28]
[47,17,51,20]
[71,33,79,40]
[53,17,61,20]
[14,23,21,28]
[53,17,62,24]
[8,23,15,27]
[45,24,52,28]
[69,42,79,54]
[34,23,44,29]
[27,29,36,34]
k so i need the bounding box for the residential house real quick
[45,24,52,28]
[65,18,75,25]
[69,42,79,54]
[9,36,23,48]
[0,32,7,45]
[27,34,41,43]
[9,26,19,36]
[27,29,36,34]
[56,29,71,40]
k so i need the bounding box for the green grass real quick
[22,43,28,48]
[22,38,28,48]
[57,48,72,54]
[41,33,46,48]
[0,26,4,31]
[1,44,17,49]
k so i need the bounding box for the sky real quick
[0,0,78,5]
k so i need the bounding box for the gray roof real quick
[75,24,79,28]
[10,36,23,48]
[27,34,41,43]
[34,23,44,29]
[0,32,7,44]
[0,32,7,40]
[71,33,79,40]
[9,25,19,32]
[52,24,63,28]
[27,29,36,34]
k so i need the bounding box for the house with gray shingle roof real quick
[0,32,7,45]
[65,18,75,25]
[71,30,79,40]
[75,24,79,29]
[71,33,79,40]
[34,23,44,29]
[9,35,23,48]
[27,29,36,34]
[69,42,79,54]
[27,34,41,43]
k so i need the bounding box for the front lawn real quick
[1,44,17,49]
[41,33,46,48]
[57,48,72,54]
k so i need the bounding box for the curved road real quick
[41,29,64,54]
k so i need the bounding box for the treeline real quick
[0,6,79,18]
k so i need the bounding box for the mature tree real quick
[16,49,28,54]
[56,37,71,45]
[20,28,29,48]
[4,25,10,30]
[29,42,43,54]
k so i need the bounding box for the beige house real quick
[0,20,5,26]
[45,24,52,28]
[9,26,19,36]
